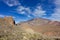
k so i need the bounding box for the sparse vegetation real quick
[0,17,60,40]
[0,25,59,40]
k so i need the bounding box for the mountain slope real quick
[0,17,60,40]
[18,18,60,37]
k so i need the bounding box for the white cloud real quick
[27,15,32,18]
[17,6,31,14]
[16,5,46,18]
[17,6,25,12]
[33,6,46,17]
[3,0,20,7]
[0,15,4,17]
[49,0,60,21]
[16,6,26,14]
[54,0,60,7]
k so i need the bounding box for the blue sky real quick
[0,0,60,23]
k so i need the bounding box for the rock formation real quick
[0,16,15,26]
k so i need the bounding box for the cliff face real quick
[0,16,15,26]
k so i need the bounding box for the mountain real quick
[0,17,60,40]
[18,18,60,37]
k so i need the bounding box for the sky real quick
[0,0,60,23]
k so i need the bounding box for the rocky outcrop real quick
[0,16,15,26]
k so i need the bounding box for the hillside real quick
[18,18,60,37]
[0,17,60,40]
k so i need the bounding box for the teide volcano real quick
[18,18,60,37]
[0,17,60,40]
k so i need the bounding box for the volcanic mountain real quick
[18,18,60,37]
[0,17,60,40]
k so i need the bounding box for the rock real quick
[0,16,15,26]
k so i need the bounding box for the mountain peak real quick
[18,18,60,37]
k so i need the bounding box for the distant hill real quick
[18,18,60,37]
